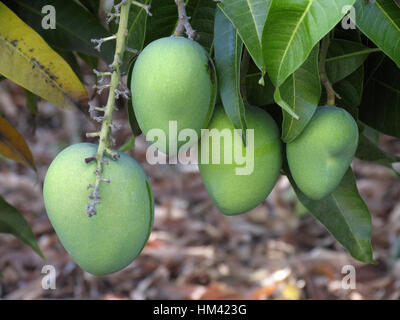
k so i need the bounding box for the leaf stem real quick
[319,34,340,106]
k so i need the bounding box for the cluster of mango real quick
[43,37,358,275]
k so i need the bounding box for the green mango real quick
[43,143,154,275]
[131,36,217,155]
[198,106,282,215]
[287,106,359,200]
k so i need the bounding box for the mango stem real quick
[85,0,132,217]
[319,34,341,107]
[173,0,199,40]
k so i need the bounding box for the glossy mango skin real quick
[131,36,217,155]
[287,106,359,200]
[43,143,154,276]
[198,106,282,215]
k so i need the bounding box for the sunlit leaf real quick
[354,0,400,67]
[0,2,88,108]
[218,0,271,73]
[262,0,356,87]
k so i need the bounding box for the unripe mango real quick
[43,143,154,276]
[286,106,359,200]
[198,106,282,215]
[130,36,217,155]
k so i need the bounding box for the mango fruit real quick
[286,106,359,200]
[130,36,217,155]
[43,143,154,276]
[198,106,282,215]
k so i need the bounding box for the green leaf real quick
[279,45,321,143]
[127,57,142,137]
[119,137,136,152]
[354,0,400,67]
[326,39,376,84]
[333,24,363,42]
[127,0,151,52]
[246,72,275,107]
[144,0,177,43]
[218,0,271,73]
[77,52,99,71]
[359,54,400,138]
[356,125,400,174]
[75,0,100,16]
[333,66,364,117]
[187,0,217,51]
[4,0,114,63]
[127,99,142,137]
[214,7,247,133]
[0,195,44,259]
[289,169,375,263]
[145,0,216,51]
[262,0,356,87]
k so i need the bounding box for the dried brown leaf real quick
[0,115,35,170]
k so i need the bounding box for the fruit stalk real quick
[173,0,199,40]
[319,34,340,106]
[86,0,132,217]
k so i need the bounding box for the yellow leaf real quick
[0,2,88,108]
[0,115,36,170]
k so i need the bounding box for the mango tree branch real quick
[85,0,132,217]
[173,0,199,40]
[319,34,340,106]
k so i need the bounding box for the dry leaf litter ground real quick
[0,78,400,300]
